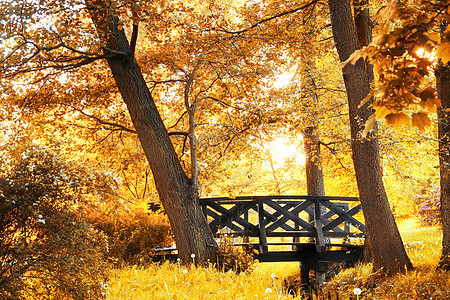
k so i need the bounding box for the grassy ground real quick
[106,220,449,299]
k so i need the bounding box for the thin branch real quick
[320,140,352,172]
[168,110,188,129]
[215,0,320,34]
[66,105,137,134]
[168,131,189,137]
[129,23,139,56]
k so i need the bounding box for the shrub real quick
[416,184,441,225]
[84,202,173,266]
[0,145,109,299]
[216,236,255,273]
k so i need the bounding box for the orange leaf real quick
[436,43,450,64]
[385,112,411,130]
[412,112,431,132]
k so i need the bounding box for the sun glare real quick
[273,72,294,89]
[268,136,305,166]
[415,47,436,62]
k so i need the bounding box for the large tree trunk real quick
[85,0,217,264]
[328,0,412,274]
[436,62,450,270]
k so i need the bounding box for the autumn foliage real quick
[347,0,450,135]
[0,145,108,299]
[84,202,173,266]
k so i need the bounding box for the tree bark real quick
[328,0,412,274]
[85,0,217,264]
[304,129,325,196]
[436,62,450,270]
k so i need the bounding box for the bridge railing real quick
[199,195,365,254]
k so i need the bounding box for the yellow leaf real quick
[375,105,394,119]
[362,114,376,138]
[358,89,375,108]
[412,112,431,132]
[385,112,411,129]
[425,32,440,44]
[436,42,450,64]
[424,97,441,113]
[342,49,363,66]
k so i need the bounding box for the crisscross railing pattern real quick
[199,195,365,254]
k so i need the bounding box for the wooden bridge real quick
[153,195,365,285]
[199,195,365,282]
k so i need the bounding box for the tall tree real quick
[436,62,450,270]
[327,0,413,274]
[347,0,449,270]
[82,0,218,263]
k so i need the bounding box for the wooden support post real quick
[300,262,312,300]
[243,209,249,244]
[258,199,268,253]
[313,261,328,288]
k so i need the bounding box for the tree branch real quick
[215,0,320,34]
[67,105,137,134]
[129,23,139,56]
[168,131,189,137]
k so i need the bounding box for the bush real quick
[216,236,255,273]
[0,146,109,299]
[84,202,173,266]
[416,184,441,225]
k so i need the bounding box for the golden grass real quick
[321,222,449,299]
[106,261,300,299]
[106,219,448,300]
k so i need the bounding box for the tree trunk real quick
[304,128,325,196]
[436,62,450,270]
[328,0,412,274]
[85,0,217,264]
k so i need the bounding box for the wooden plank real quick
[206,202,259,233]
[255,248,363,262]
[264,199,315,231]
[199,195,360,204]
[265,231,364,238]
[265,201,314,231]
[150,248,364,263]
[206,208,245,233]
[303,206,346,233]
[321,203,365,232]
[261,203,297,231]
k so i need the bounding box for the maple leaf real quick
[385,112,411,130]
[436,42,450,64]
[412,112,431,132]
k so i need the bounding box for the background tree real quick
[328,0,413,274]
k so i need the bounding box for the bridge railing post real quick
[243,209,249,244]
[258,199,268,253]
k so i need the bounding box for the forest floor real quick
[105,219,448,299]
